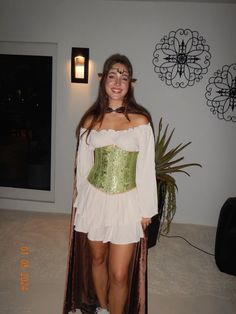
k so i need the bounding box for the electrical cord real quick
[160,233,215,256]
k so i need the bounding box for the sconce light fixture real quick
[71,47,89,83]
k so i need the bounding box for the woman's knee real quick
[110,269,128,286]
[91,254,107,267]
[89,240,108,267]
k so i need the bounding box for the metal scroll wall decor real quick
[152,28,211,88]
[205,63,236,122]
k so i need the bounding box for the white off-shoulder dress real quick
[73,123,158,244]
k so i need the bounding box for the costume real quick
[63,123,158,314]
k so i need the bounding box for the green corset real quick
[87,145,138,194]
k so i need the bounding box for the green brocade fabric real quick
[87,145,138,194]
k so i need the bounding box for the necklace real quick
[105,106,126,113]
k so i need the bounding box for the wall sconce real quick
[71,47,89,83]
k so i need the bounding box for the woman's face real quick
[105,63,130,106]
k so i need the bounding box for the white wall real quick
[0,0,235,226]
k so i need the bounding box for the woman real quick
[63,54,158,314]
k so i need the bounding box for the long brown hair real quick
[76,53,153,140]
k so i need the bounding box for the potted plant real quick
[148,118,202,248]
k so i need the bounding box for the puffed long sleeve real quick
[136,124,158,218]
[73,129,94,208]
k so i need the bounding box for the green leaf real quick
[155,118,202,236]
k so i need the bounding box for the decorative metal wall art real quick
[205,63,236,122]
[153,28,211,88]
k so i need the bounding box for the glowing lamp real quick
[71,48,89,83]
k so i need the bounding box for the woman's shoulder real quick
[82,115,94,129]
[128,113,149,127]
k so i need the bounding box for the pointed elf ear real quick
[97,72,137,83]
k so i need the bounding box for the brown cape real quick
[62,146,148,314]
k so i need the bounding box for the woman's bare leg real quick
[89,240,109,309]
[108,243,135,314]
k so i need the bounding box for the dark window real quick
[0,54,52,190]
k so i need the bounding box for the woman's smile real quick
[111,88,123,94]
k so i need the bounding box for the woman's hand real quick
[141,217,152,231]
